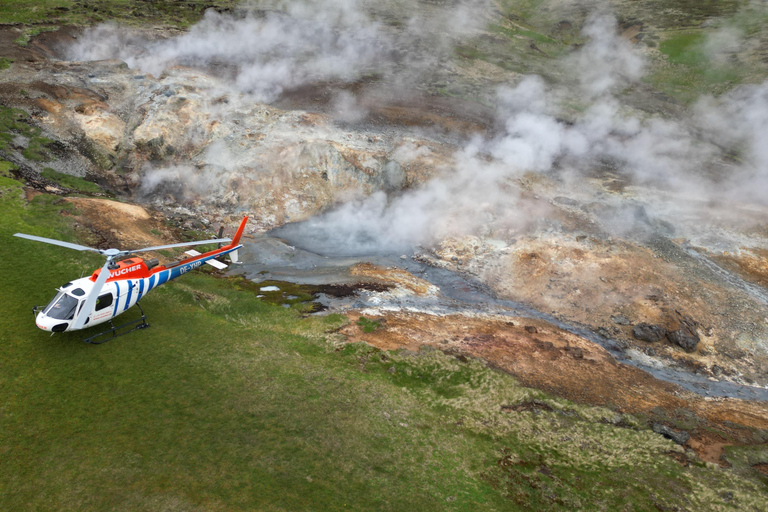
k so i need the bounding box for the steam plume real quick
[67,3,768,254]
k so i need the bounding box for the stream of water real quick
[230,227,768,402]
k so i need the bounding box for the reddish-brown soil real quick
[341,310,768,463]
[714,248,768,290]
[63,197,174,252]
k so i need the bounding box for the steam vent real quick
[2,1,768,510]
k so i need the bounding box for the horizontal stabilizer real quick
[185,250,228,270]
[205,259,228,270]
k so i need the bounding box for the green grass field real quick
[1,168,768,510]
[0,1,239,27]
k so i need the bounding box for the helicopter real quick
[14,216,248,344]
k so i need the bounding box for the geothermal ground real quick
[2,0,768,509]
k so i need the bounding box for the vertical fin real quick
[221,216,248,263]
[229,216,248,247]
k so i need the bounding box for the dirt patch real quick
[666,451,690,467]
[713,248,768,289]
[0,25,81,62]
[341,310,768,462]
[350,262,437,295]
[753,462,768,476]
[64,197,174,251]
[687,437,731,467]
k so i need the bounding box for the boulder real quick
[652,423,690,445]
[632,323,665,343]
[566,346,584,359]
[667,328,699,352]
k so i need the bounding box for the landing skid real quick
[83,302,150,344]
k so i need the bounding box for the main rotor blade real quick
[127,238,232,253]
[14,233,101,253]
[72,258,112,330]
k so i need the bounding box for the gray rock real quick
[566,347,583,359]
[611,314,630,325]
[553,196,580,207]
[652,423,690,445]
[632,323,665,343]
[667,328,699,352]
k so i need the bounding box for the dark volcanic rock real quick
[611,314,630,325]
[632,323,666,343]
[652,423,690,445]
[566,346,584,359]
[667,328,699,352]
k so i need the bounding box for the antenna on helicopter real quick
[217,226,225,249]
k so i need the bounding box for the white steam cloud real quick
[67,2,768,253]
[67,0,491,102]
[282,11,768,252]
[571,14,644,98]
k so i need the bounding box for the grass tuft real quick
[40,167,103,194]
[357,316,382,333]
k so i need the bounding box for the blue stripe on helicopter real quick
[124,280,133,312]
[113,281,121,317]
[140,245,239,294]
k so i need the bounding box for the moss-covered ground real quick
[40,167,103,194]
[1,163,767,510]
[0,106,55,162]
[0,1,239,28]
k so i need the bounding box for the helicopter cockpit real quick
[36,284,90,332]
[44,291,80,320]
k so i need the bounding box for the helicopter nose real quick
[36,313,70,333]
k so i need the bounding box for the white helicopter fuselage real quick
[28,220,247,335]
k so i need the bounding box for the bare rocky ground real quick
[2,0,768,478]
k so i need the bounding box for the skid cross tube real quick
[82,302,150,344]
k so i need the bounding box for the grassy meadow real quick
[0,1,240,28]
[2,167,768,510]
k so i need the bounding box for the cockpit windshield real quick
[44,291,80,320]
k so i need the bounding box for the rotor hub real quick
[103,248,121,257]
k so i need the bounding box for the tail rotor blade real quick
[72,258,112,330]
[14,233,102,253]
